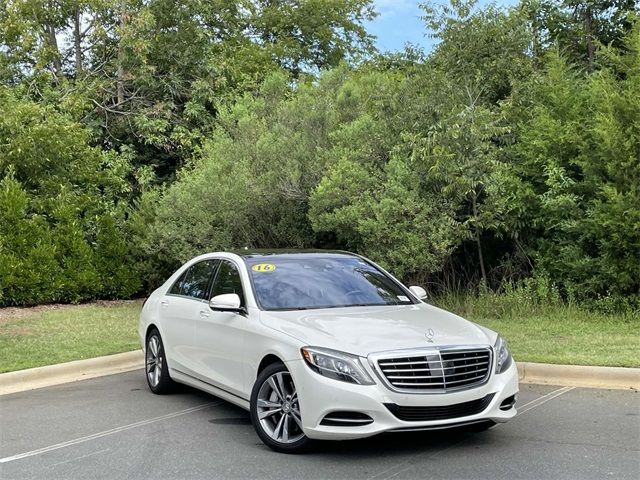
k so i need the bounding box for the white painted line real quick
[48,448,110,468]
[516,386,572,410]
[370,462,407,480]
[0,401,221,464]
[517,386,575,415]
[374,387,577,480]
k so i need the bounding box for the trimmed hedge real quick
[0,174,139,306]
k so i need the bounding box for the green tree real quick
[1,0,376,181]
[421,0,533,103]
[406,87,511,286]
[503,25,640,298]
[521,0,638,71]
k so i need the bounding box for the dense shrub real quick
[0,90,139,306]
[0,175,62,305]
[0,174,140,305]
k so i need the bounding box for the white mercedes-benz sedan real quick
[139,250,518,452]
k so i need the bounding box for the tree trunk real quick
[73,9,83,75]
[116,9,129,107]
[116,64,125,106]
[584,6,595,72]
[44,24,62,80]
[471,193,488,288]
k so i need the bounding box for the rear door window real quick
[169,260,219,300]
[168,270,189,296]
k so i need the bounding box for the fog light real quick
[499,394,517,411]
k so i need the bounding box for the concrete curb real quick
[517,362,639,390]
[1,352,638,396]
[0,350,143,396]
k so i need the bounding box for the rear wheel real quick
[250,363,313,453]
[145,329,174,394]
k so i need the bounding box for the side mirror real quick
[409,286,428,300]
[209,293,243,313]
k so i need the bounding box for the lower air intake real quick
[384,393,495,422]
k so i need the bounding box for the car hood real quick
[259,303,493,357]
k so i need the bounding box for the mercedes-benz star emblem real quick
[425,328,435,343]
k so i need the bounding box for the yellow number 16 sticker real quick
[252,263,276,272]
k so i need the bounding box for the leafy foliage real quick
[0,89,139,305]
[0,0,376,181]
[0,0,638,308]
[504,37,640,298]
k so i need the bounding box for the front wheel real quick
[250,363,313,453]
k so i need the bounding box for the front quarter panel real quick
[241,308,305,396]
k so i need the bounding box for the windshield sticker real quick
[397,295,410,302]
[252,263,276,272]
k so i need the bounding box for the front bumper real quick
[286,358,519,440]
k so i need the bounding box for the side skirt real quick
[170,369,251,411]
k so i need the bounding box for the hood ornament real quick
[425,328,435,343]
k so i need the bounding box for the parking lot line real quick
[515,386,571,410]
[370,387,576,480]
[516,386,575,416]
[47,448,111,468]
[0,401,222,464]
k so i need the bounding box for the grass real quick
[0,301,142,373]
[0,295,638,373]
[433,294,640,368]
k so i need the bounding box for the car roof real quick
[229,249,359,259]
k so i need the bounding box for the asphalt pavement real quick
[1,370,638,479]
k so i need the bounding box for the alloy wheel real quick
[256,371,305,444]
[146,335,163,388]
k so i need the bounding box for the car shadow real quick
[310,428,492,457]
[186,387,497,457]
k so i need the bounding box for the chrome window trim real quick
[165,293,209,303]
[367,345,494,395]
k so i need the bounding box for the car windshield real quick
[245,255,415,311]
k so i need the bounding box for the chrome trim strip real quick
[443,367,488,377]
[444,374,487,385]
[367,345,493,395]
[322,418,372,424]
[172,368,250,402]
[384,367,489,380]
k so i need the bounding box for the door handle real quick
[160,300,169,308]
[199,310,211,318]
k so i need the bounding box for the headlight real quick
[301,347,375,385]
[494,335,512,374]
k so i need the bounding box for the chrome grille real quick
[375,348,492,392]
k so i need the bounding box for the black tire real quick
[145,328,175,394]
[250,362,313,453]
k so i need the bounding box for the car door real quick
[159,260,219,376]
[193,259,250,398]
